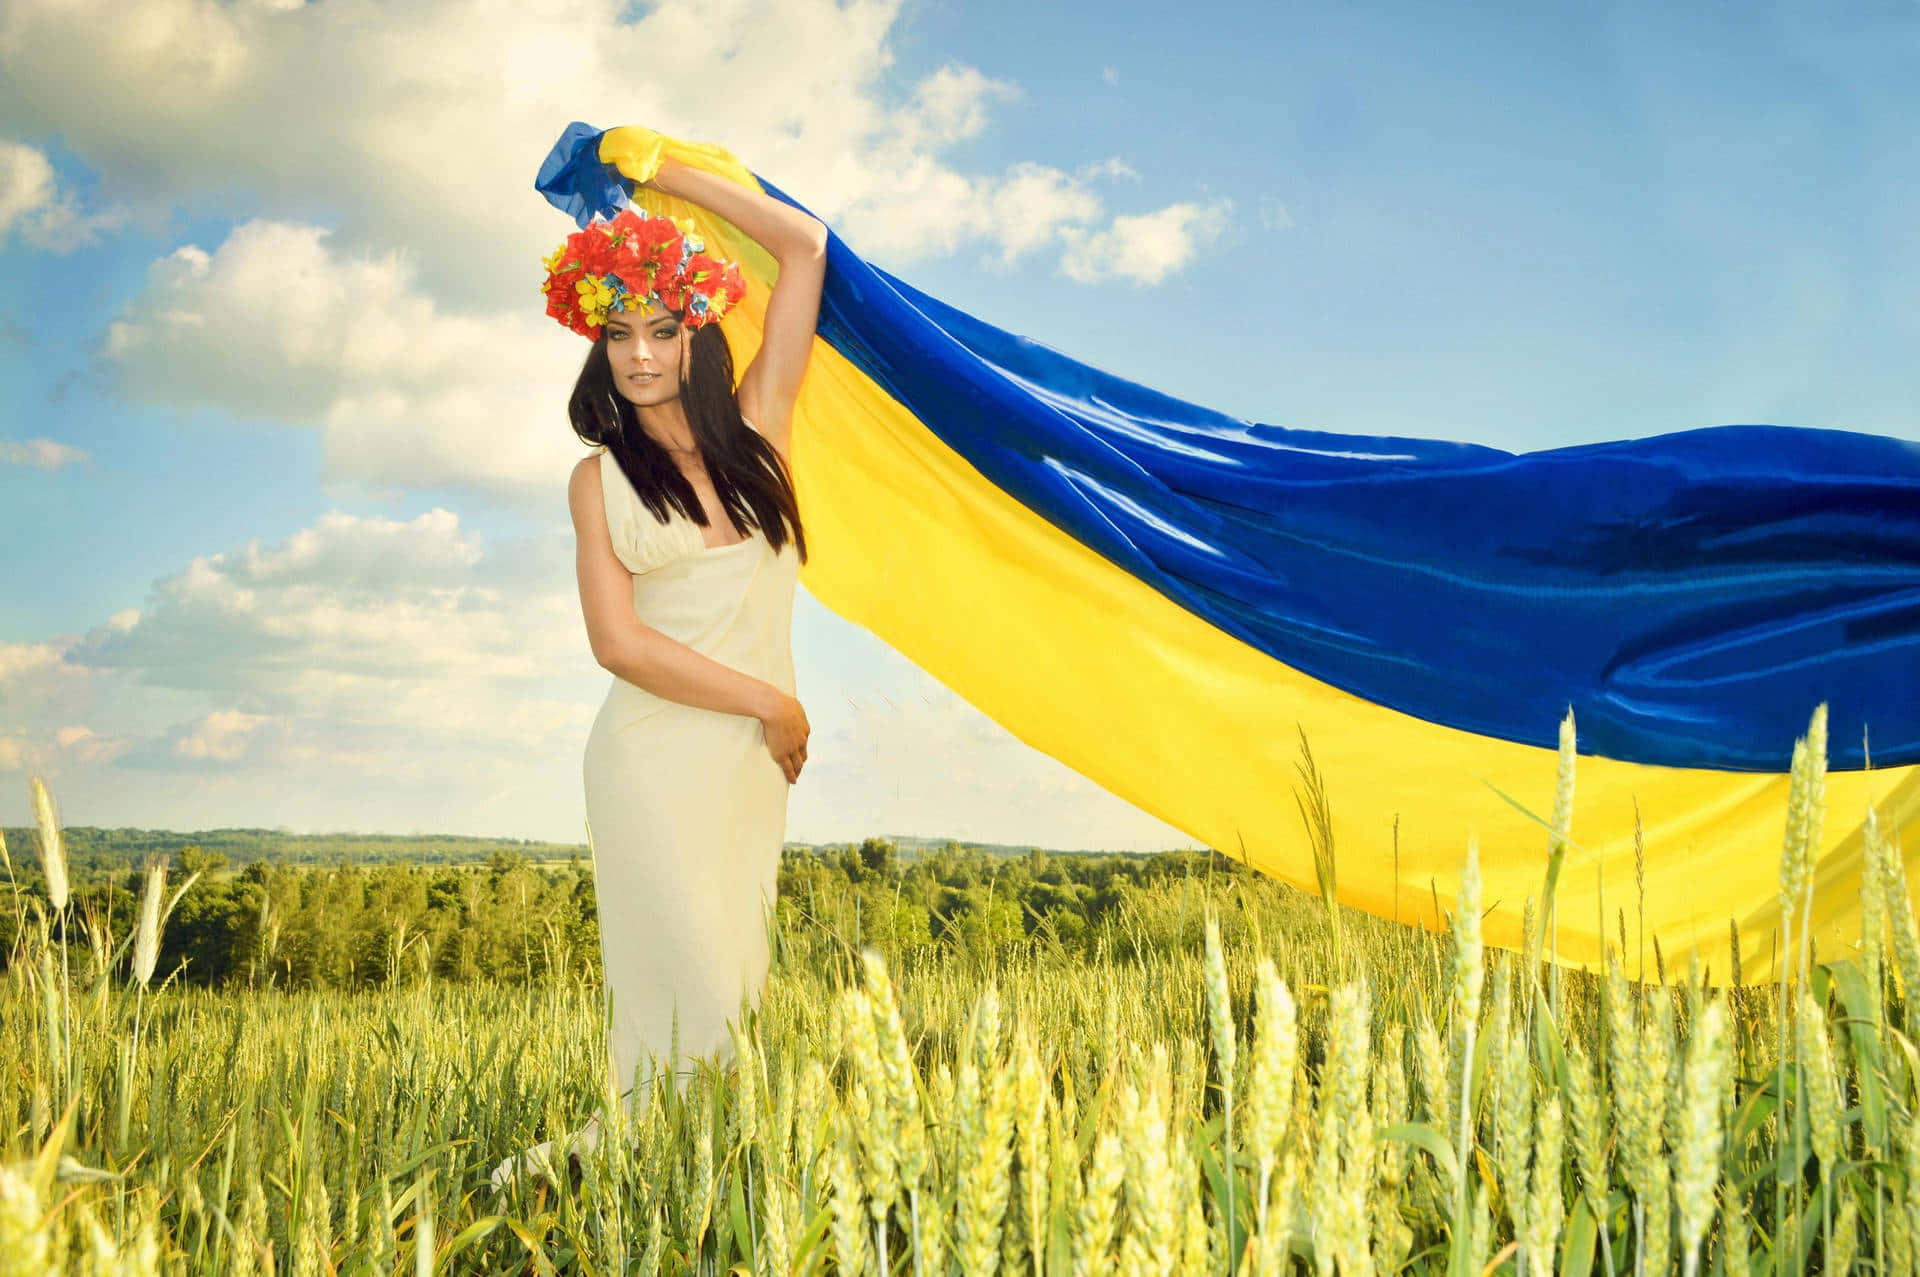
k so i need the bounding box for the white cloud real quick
[12,0,1236,501]
[0,0,1225,301]
[0,507,1196,848]
[898,63,1019,149]
[984,162,1109,263]
[66,507,574,707]
[0,634,139,776]
[1,0,1237,506]
[1060,198,1236,286]
[122,709,291,771]
[0,636,68,684]
[1,506,604,833]
[0,140,124,249]
[105,218,587,502]
[51,725,124,766]
[1077,157,1138,182]
[0,437,89,470]
[0,141,56,235]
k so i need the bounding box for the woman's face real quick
[605,303,689,407]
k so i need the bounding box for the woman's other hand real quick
[757,690,810,783]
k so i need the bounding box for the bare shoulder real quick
[568,452,605,519]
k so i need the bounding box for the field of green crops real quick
[3,705,1917,1273]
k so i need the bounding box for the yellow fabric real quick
[604,128,1920,985]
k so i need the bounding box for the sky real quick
[1,0,1916,850]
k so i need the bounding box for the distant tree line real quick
[0,825,577,875]
[0,836,1247,991]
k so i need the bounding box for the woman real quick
[492,125,826,1194]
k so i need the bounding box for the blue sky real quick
[2,0,1914,846]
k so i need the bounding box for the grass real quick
[1,706,1915,1273]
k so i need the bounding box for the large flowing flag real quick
[538,123,1920,984]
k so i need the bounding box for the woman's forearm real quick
[603,626,782,721]
[648,158,825,263]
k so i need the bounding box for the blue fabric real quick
[535,127,1920,772]
[756,177,1920,772]
[534,121,630,229]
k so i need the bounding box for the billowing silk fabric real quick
[541,123,1920,985]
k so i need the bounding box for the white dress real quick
[582,441,799,1107]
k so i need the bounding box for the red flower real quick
[715,263,746,309]
[629,226,686,280]
[540,208,746,337]
[574,230,619,278]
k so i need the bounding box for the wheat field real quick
[2,705,1916,1274]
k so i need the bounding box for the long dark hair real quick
[568,319,807,563]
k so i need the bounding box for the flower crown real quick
[539,207,747,339]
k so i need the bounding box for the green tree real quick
[857,836,897,879]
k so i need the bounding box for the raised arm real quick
[643,157,827,460]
